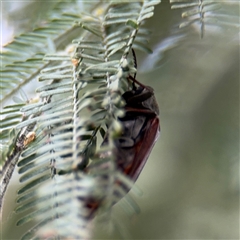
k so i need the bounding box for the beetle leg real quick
[124,107,157,116]
[125,90,153,104]
[128,75,154,93]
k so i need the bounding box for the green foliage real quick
[1,0,238,239]
[170,0,239,37]
[0,0,95,102]
[1,1,160,239]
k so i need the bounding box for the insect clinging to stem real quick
[103,49,160,182]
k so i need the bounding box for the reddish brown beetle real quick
[113,75,160,182]
[84,84,159,215]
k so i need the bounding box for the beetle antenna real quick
[130,48,138,90]
[131,48,137,79]
[128,50,153,92]
[128,75,153,92]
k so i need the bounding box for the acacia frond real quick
[0,0,103,103]
[0,102,24,182]
[0,1,103,211]
[170,0,239,37]
[6,1,161,239]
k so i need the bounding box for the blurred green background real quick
[1,1,239,239]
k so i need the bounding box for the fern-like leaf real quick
[0,0,103,103]
[170,0,239,37]
[0,1,103,211]
[2,1,161,239]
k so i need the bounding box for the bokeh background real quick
[1,1,239,239]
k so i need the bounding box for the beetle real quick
[99,75,160,184]
[113,75,160,182]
